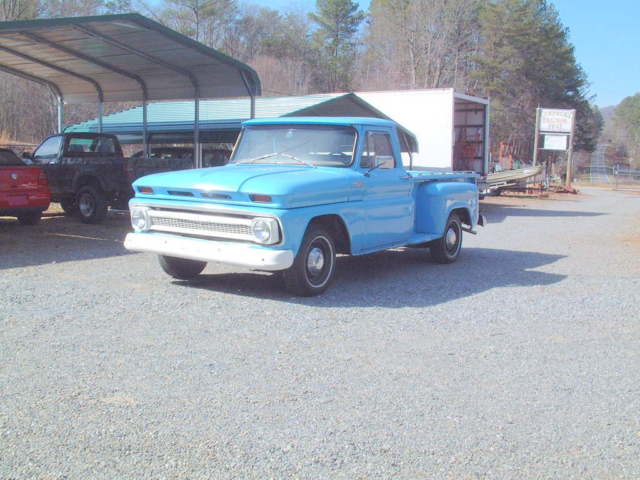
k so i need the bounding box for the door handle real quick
[399,174,411,180]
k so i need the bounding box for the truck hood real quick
[133,164,361,208]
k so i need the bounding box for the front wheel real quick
[429,213,463,264]
[159,255,207,280]
[282,225,336,296]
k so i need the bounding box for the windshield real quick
[230,125,357,167]
[0,149,25,166]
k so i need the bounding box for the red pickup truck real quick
[0,148,50,225]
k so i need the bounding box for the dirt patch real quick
[481,191,586,208]
[100,393,138,407]
[620,231,640,251]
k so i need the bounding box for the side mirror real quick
[22,151,32,160]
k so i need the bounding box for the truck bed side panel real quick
[414,180,479,236]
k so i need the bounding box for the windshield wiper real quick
[236,152,315,167]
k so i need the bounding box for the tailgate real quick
[0,166,43,192]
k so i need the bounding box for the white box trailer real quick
[356,89,490,176]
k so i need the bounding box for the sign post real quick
[533,108,576,187]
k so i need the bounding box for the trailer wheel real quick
[283,225,336,296]
[159,255,207,280]
[76,185,108,224]
[429,213,462,264]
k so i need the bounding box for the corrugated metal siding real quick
[67,93,346,132]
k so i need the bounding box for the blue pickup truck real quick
[124,117,484,296]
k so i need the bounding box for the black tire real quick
[59,197,77,216]
[76,185,108,224]
[159,255,207,280]
[17,212,41,225]
[282,224,336,296]
[429,213,463,264]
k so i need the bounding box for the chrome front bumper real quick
[124,232,294,271]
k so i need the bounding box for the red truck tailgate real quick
[0,166,50,208]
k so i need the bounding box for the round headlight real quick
[252,218,271,243]
[131,207,149,232]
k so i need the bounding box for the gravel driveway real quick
[1,187,639,479]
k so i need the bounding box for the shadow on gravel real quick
[0,213,132,270]
[177,247,566,308]
[483,204,606,224]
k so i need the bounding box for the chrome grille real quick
[148,209,253,241]
[151,216,249,235]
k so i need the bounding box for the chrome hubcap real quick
[79,194,94,216]
[307,247,325,275]
[445,227,458,250]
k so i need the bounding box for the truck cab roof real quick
[243,116,400,129]
[242,117,417,153]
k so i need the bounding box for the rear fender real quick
[414,181,479,237]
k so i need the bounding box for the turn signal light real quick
[138,186,154,194]
[250,194,272,203]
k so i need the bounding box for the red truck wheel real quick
[17,212,41,225]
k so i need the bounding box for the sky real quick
[551,0,640,107]
[242,0,639,108]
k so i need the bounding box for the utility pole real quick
[564,111,576,188]
[532,108,540,166]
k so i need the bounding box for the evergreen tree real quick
[613,93,640,165]
[474,0,592,157]
[309,0,364,92]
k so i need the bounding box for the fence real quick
[613,169,640,191]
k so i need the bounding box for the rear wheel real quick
[17,211,41,225]
[429,213,463,264]
[76,185,108,224]
[283,224,336,296]
[159,255,207,280]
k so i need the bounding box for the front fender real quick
[278,203,363,256]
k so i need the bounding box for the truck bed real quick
[406,170,479,182]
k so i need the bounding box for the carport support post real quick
[143,99,148,157]
[57,97,64,133]
[240,71,256,119]
[194,95,200,168]
[98,102,104,134]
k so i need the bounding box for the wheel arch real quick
[449,206,472,227]
[306,214,352,255]
[73,174,105,194]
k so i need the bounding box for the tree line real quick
[0,0,603,161]
[604,94,640,168]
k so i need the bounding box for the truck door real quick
[32,135,63,196]
[359,130,413,250]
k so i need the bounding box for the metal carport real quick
[65,93,420,162]
[0,13,261,167]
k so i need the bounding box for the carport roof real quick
[0,13,261,103]
[64,93,419,152]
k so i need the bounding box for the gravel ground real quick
[1,187,639,479]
